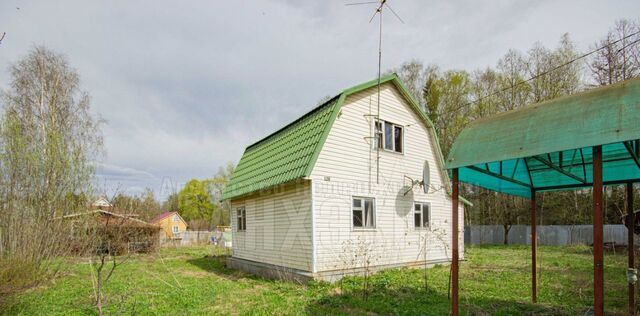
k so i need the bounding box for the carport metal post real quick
[452,168,459,316]
[593,145,604,316]
[531,189,537,303]
[627,182,635,316]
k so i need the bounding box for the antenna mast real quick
[346,0,404,185]
[376,2,382,185]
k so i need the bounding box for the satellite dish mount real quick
[403,161,431,196]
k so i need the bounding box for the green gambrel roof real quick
[223,74,468,202]
[446,78,640,198]
[222,96,340,200]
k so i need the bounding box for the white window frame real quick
[173,215,179,222]
[374,121,383,149]
[172,225,179,233]
[236,207,246,232]
[375,119,403,154]
[414,202,431,229]
[351,196,376,230]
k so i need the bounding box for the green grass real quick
[2,245,636,315]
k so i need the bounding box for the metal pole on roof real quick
[626,182,635,316]
[593,145,604,316]
[376,3,382,184]
[451,168,459,316]
[531,189,538,303]
[346,0,404,185]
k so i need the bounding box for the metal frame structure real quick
[450,148,636,315]
[445,79,640,316]
[627,182,636,315]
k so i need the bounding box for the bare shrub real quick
[417,226,448,291]
[86,215,158,315]
[336,236,382,300]
[0,46,102,303]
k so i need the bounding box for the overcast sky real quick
[1,0,638,200]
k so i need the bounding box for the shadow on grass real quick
[186,254,309,287]
[185,252,248,281]
[305,282,571,316]
[302,264,581,316]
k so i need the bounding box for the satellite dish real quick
[423,160,430,193]
[403,161,431,196]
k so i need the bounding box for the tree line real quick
[106,161,234,232]
[390,19,640,243]
[174,162,234,230]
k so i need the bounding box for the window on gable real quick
[414,202,430,229]
[374,121,383,149]
[236,207,246,231]
[172,225,179,233]
[376,120,403,153]
[394,125,403,153]
[173,215,179,222]
[353,197,375,229]
[384,121,394,151]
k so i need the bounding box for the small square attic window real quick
[376,120,403,153]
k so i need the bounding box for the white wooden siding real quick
[230,180,313,271]
[310,82,465,272]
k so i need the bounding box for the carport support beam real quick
[531,189,537,303]
[593,145,604,316]
[452,168,459,316]
[627,182,635,316]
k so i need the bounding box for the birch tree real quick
[590,19,640,85]
[0,46,103,297]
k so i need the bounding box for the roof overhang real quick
[445,78,640,198]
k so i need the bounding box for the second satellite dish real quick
[423,160,430,193]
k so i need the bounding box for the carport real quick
[445,78,640,316]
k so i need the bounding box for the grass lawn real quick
[2,244,636,315]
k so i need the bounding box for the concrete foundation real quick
[227,256,452,283]
[226,257,314,283]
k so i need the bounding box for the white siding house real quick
[223,74,467,281]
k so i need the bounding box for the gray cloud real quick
[97,163,156,181]
[1,0,638,200]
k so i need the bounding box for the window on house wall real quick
[236,207,246,231]
[414,202,430,229]
[172,225,179,233]
[353,197,375,229]
[374,121,383,149]
[384,121,393,151]
[173,215,179,222]
[376,120,403,153]
[394,125,403,153]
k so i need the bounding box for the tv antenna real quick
[346,0,404,185]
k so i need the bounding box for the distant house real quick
[222,74,469,282]
[91,196,113,210]
[61,209,161,253]
[151,212,188,239]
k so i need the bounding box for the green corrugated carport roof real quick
[222,73,471,204]
[445,78,640,198]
